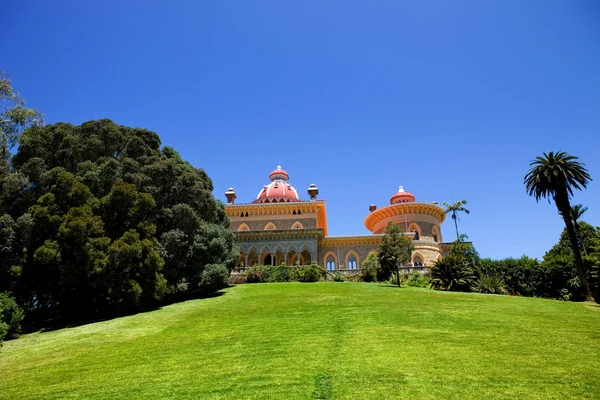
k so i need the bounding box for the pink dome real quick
[253,166,300,203]
[390,186,415,204]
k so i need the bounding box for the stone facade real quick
[224,168,451,272]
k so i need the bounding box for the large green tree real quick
[378,222,415,285]
[524,151,593,301]
[442,200,470,241]
[2,119,235,323]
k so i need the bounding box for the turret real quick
[225,187,237,204]
[307,183,319,201]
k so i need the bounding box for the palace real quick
[224,166,452,272]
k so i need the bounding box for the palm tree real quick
[442,200,470,241]
[524,151,593,301]
[561,204,589,255]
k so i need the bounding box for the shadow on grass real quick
[19,288,228,336]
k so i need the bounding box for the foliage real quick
[404,271,431,288]
[377,222,414,283]
[441,200,470,241]
[524,151,593,301]
[297,264,326,282]
[330,272,347,282]
[0,71,43,155]
[471,274,507,295]
[478,256,541,296]
[200,264,230,292]
[243,264,325,283]
[0,292,24,346]
[361,252,379,282]
[430,239,478,291]
[244,267,268,283]
[0,119,235,324]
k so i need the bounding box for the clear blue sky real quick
[1,0,599,260]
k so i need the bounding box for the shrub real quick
[201,264,230,292]
[346,273,363,282]
[0,293,24,346]
[430,255,476,292]
[471,274,507,295]
[361,253,379,282]
[297,264,325,282]
[330,273,347,282]
[245,267,267,283]
[264,265,295,283]
[388,273,403,286]
[405,271,431,288]
[229,274,247,285]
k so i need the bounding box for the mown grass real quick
[1,283,599,399]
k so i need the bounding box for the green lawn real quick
[1,283,600,399]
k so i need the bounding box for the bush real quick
[264,265,296,283]
[245,267,267,283]
[346,273,363,282]
[471,274,507,295]
[361,253,379,282]
[388,273,403,286]
[430,255,476,292]
[201,264,230,292]
[405,271,431,288]
[297,264,326,282]
[330,273,347,282]
[244,264,325,283]
[0,293,24,346]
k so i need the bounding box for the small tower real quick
[307,183,319,201]
[225,187,237,205]
[369,204,377,212]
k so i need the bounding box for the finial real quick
[277,165,282,170]
[399,186,404,192]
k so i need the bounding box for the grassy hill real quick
[1,283,599,399]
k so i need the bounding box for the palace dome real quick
[390,186,415,204]
[253,166,300,203]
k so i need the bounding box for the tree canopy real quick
[524,151,593,301]
[377,222,414,283]
[0,119,237,323]
[0,71,43,156]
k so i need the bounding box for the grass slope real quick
[1,283,600,399]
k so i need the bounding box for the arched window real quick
[264,222,277,230]
[348,254,357,270]
[432,225,441,243]
[413,256,423,267]
[291,221,304,230]
[238,223,250,232]
[409,223,421,241]
[326,255,336,271]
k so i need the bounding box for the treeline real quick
[431,224,600,301]
[0,119,238,329]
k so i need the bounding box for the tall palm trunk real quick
[453,213,459,241]
[556,194,593,301]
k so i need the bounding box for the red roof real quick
[253,180,300,203]
[390,186,415,204]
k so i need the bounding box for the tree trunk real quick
[396,265,401,288]
[556,197,594,301]
[453,213,459,241]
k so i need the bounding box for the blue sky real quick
[1,0,599,259]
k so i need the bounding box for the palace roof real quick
[254,166,301,203]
